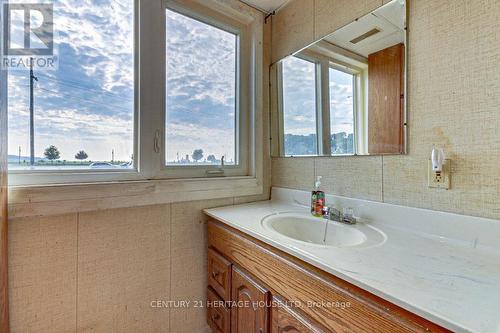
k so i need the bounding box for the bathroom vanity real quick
[204,188,500,333]
[206,220,448,333]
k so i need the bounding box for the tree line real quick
[41,146,220,164]
[43,145,89,162]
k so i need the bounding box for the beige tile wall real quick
[77,205,171,332]
[8,194,276,333]
[169,198,231,333]
[315,156,383,202]
[271,158,315,190]
[271,0,500,220]
[9,214,77,332]
[313,0,381,41]
[271,0,315,62]
[270,0,384,63]
[272,156,384,202]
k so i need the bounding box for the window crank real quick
[206,155,225,176]
[154,130,161,153]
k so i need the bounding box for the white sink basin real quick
[261,212,386,248]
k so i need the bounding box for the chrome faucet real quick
[320,205,357,243]
[322,206,357,225]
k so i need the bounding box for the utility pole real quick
[111,149,114,163]
[29,57,38,166]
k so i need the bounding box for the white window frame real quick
[277,51,361,157]
[7,0,141,186]
[327,64,359,156]
[277,55,321,157]
[158,0,250,179]
[7,0,260,186]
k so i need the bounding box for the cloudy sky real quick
[7,0,237,164]
[329,67,354,135]
[8,0,135,163]
[166,8,236,164]
[282,56,317,136]
[281,56,354,137]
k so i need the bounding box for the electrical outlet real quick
[428,159,450,189]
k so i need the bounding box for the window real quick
[7,1,135,172]
[281,56,318,156]
[4,0,258,185]
[329,67,355,155]
[278,55,359,156]
[165,8,237,166]
[161,1,250,178]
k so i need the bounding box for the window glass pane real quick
[329,68,354,155]
[7,1,135,170]
[282,56,317,156]
[165,9,237,166]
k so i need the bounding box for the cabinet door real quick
[231,267,270,333]
[271,298,325,333]
[368,43,405,154]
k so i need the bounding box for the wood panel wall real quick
[0,41,9,332]
[368,43,405,154]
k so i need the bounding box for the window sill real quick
[8,176,263,218]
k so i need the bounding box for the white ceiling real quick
[240,0,289,13]
[322,0,405,57]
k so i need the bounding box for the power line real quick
[37,87,133,113]
[36,73,131,100]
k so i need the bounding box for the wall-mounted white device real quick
[431,148,445,172]
[428,148,450,189]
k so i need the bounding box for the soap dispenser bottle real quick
[311,176,325,217]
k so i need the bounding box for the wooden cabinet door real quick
[271,298,325,333]
[231,267,270,333]
[368,43,405,154]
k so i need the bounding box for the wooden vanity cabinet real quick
[231,267,270,333]
[207,219,451,333]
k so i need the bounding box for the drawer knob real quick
[212,271,220,278]
[212,313,221,321]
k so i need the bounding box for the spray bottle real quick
[311,176,325,217]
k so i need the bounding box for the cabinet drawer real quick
[208,247,232,301]
[207,287,230,333]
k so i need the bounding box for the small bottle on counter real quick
[311,176,325,217]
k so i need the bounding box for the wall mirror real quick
[270,0,407,157]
